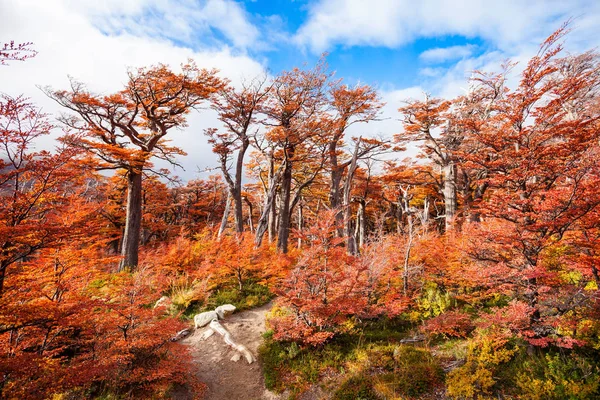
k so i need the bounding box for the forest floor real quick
[179,302,283,400]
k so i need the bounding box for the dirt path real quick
[181,302,282,400]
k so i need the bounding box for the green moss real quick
[260,311,448,398]
[182,282,274,319]
[203,282,273,312]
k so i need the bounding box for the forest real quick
[1,25,600,399]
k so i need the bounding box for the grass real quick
[259,316,445,399]
[182,281,274,319]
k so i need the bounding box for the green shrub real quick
[368,345,444,399]
[515,352,600,400]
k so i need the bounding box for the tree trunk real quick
[233,139,249,234]
[277,155,293,253]
[329,142,345,236]
[218,194,232,238]
[442,162,457,232]
[0,261,8,297]
[233,192,243,234]
[244,197,254,233]
[255,163,283,247]
[343,139,361,255]
[356,199,366,250]
[297,202,303,249]
[119,170,143,271]
[267,153,276,242]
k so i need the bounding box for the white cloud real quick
[0,0,266,180]
[295,0,598,53]
[65,0,261,50]
[419,44,476,63]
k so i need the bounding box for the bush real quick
[421,310,474,339]
[515,352,600,400]
[446,336,517,399]
[370,345,444,398]
[334,376,380,400]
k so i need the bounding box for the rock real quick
[215,304,236,319]
[154,295,171,309]
[194,310,218,328]
[171,328,192,342]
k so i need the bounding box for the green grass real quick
[182,281,274,319]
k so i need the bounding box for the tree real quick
[461,27,600,345]
[260,61,329,253]
[207,77,271,234]
[270,210,373,345]
[326,83,383,231]
[0,95,76,295]
[44,63,225,270]
[397,96,457,231]
[0,41,36,65]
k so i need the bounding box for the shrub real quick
[446,336,517,399]
[515,352,600,400]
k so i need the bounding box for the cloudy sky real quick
[1,0,599,179]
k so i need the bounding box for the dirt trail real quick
[181,302,282,400]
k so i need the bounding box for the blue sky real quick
[1,0,599,178]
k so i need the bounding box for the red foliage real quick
[270,211,376,345]
[422,310,474,338]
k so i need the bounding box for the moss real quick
[182,281,274,319]
[333,376,380,400]
[203,282,273,312]
[259,316,440,398]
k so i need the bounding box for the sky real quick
[1,0,599,180]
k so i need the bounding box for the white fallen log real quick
[193,304,255,364]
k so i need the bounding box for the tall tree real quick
[261,61,329,253]
[0,95,76,295]
[44,63,224,270]
[326,83,383,228]
[464,27,600,343]
[206,77,270,234]
[397,96,457,231]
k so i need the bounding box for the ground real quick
[180,302,282,400]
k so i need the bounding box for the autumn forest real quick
[2,24,600,399]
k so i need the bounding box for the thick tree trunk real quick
[119,170,143,271]
[442,162,457,232]
[277,155,293,253]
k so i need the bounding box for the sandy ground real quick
[180,302,283,400]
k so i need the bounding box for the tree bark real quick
[297,202,304,249]
[244,196,254,233]
[442,162,457,232]
[277,153,294,253]
[356,199,366,250]
[267,153,277,242]
[255,162,283,247]
[119,170,143,271]
[343,140,361,255]
[329,141,345,236]
[218,194,232,238]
